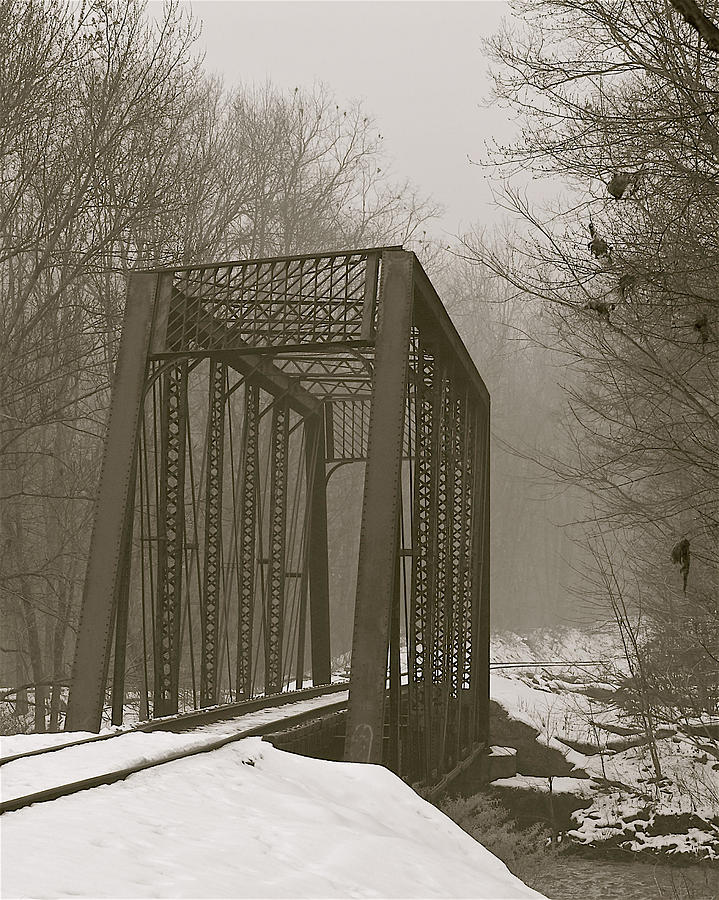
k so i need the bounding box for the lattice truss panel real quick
[133,362,314,713]
[391,325,489,784]
[164,251,379,351]
[109,251,388,718]
[161,251,381,461]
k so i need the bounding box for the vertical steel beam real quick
[236,383,259,700]
[67,273,164,733]
[469,403,491,744]
[295,567,308,690]
[426,364,445,777]
[455,390,473,760]
[323,402,335,461]
[438,379,458,773]
[409,343,439,781]
[387,522,402,773]
[266,400,289,694]
[110,449,138,726]
[432,371,451,774]
[304,414,331,685]
[154,360,188,717]
[200,359,225,707]
[476,405,491,743]
[433,373,450,696]
[345,250,414,764]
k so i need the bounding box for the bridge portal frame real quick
[66,247,490,788]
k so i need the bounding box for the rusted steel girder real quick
[345,251,414,764]
[158,286,322,420]
[66,273,164,733]
[154,360,189,718]
[265,400,289,695]
[304,415,331,686]
[236,382,259,701]
[200,359,225,708]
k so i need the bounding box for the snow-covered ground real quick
[489,628,719,859]
[2,734,543,899]
[6,623,717,897]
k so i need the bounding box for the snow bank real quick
[2,736,544,898]
[491,775,595,797]
[568,789,719,858]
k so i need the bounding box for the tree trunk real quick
[14,632,28,718]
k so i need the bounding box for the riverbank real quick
[440,777,718,898]
[486,628,719,862]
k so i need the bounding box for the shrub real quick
[0,701,32,736]
[440,793,557,885]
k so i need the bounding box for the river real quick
[531,857,719,899]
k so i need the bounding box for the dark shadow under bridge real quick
[66,247,490,790]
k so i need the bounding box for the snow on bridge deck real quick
[1,690,349,805]
[2,734,543,899]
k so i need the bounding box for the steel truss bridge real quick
[66,247,490,790]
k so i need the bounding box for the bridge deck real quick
[2,687,347,813]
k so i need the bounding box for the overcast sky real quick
[181,1,516,238]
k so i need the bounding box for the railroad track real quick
[0,682,349,816]
[1,658,620,816]
[489,659,618,669]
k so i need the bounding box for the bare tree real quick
[0,1,439,732]
[0,0,201,730]
[668,0,719,51]
[437,247,586,628]
[460,0,719,731]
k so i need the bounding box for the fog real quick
[176,0,584,635]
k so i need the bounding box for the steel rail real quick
[489,660,620,669]
[1,687,348,815]
[1,695,348,816]
[2,658,619,812]
[0,682,348,768]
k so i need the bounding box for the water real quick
[532,857,719,900]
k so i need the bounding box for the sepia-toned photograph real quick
[1,1,718,897]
